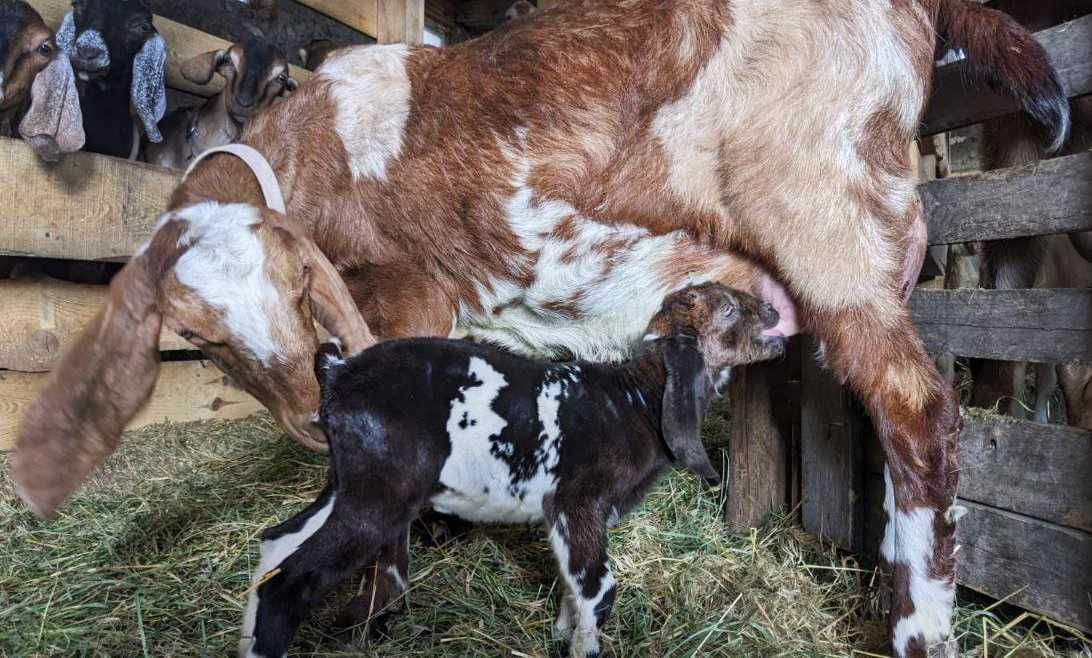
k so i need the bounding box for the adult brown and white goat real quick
[241,283,786,658]
[0,0,83,160]
[144,37,297,169]
[13,2,1068,656]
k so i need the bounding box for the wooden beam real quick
[921,150,1092,244]
[0,137,176,261]
[909,288,1092,364]
[0,360,262,451]
[921,14,1092,136]
[0,278,192,373]
[296,0,380,40]
[726,357,794,529]
[957,501,1092,633]
[378,0,425,44]
[800,337,868,551]
[958,415,1092,533]
[27,0,309,98]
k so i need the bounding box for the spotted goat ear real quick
[660,336,720,486]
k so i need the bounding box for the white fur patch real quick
[239,494,338,658]
[431,359,565,523]
[320,45,411,181]
[173,202,282,364]
[881,467,956,657]
[459,155,740,361]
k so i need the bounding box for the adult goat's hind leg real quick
[810,301,961,658]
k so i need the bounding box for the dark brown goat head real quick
[0,0,84,159]
[647,282,786,372]
[181,37,296,122]
[12,201,375,519]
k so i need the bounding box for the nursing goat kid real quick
[239,283,787,658]
[14,1,1070,655]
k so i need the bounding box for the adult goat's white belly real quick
[455,182,746,361]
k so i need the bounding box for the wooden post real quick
[378,0,425,44]
[800,337,868,551]
[726,340,799,529]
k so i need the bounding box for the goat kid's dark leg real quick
[546,506,615,658]
[810,302,961,658]
[335,526,411,640]
[239,493,385,658]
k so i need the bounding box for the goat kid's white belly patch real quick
[432,357,564,523]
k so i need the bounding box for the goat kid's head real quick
[645,283,786,486]
[58,0,167,141]
[181,37,296,122]
[0,0,84,159]
[12,201,375,520]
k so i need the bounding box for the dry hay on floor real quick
[0,411,1088,657]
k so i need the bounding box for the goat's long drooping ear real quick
[131,33,167,143]
[661,337,720,486]
[271,221,375,354]
[11,241,171,519]
[18,55,85,161]
[180,49,227,86]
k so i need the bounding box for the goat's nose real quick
[759,301,780,329]
[76,44,103,60]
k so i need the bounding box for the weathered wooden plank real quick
[909,288,1092,364]
[28,0,308,98]
[726,358,792,529]
[958,415,1092,533]
[0,360,262,451]
[800,337,868,551]
[297,0,380,40]
[921,14,1092,136]
[921,150,1092,244]
[378,0,424,44]
[0,278,192,373]
[957,501,1092,633]
[0,138,176,261]
[148,0,374,66]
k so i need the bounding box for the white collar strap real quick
[182,144,287,214]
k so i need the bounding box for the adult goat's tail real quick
[937,0,1070,152]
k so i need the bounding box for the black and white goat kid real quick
[56,0,166,158]
[238,283,786,658]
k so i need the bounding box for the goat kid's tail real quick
[937,0,1070,152]
[314,340,345,391]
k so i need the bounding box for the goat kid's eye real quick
[277,73,289,85]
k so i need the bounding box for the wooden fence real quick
[0,0,425,450]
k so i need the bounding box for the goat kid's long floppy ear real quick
[131,33,167,143]
[11,245,169,519]
[661,337,720,486]
[180,49,227,86]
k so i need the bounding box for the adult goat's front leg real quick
[811,302,961,658]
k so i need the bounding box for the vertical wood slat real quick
[726,340,799,529]
[800,338,868,551]
[378,0,425,45]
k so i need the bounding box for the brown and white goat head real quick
[0,0,83,160]
[181,37,296,122]
[12,201,373,519]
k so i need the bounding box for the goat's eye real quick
[277,73,289,85]
[37,41,53,56]
[724,305,737,319]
